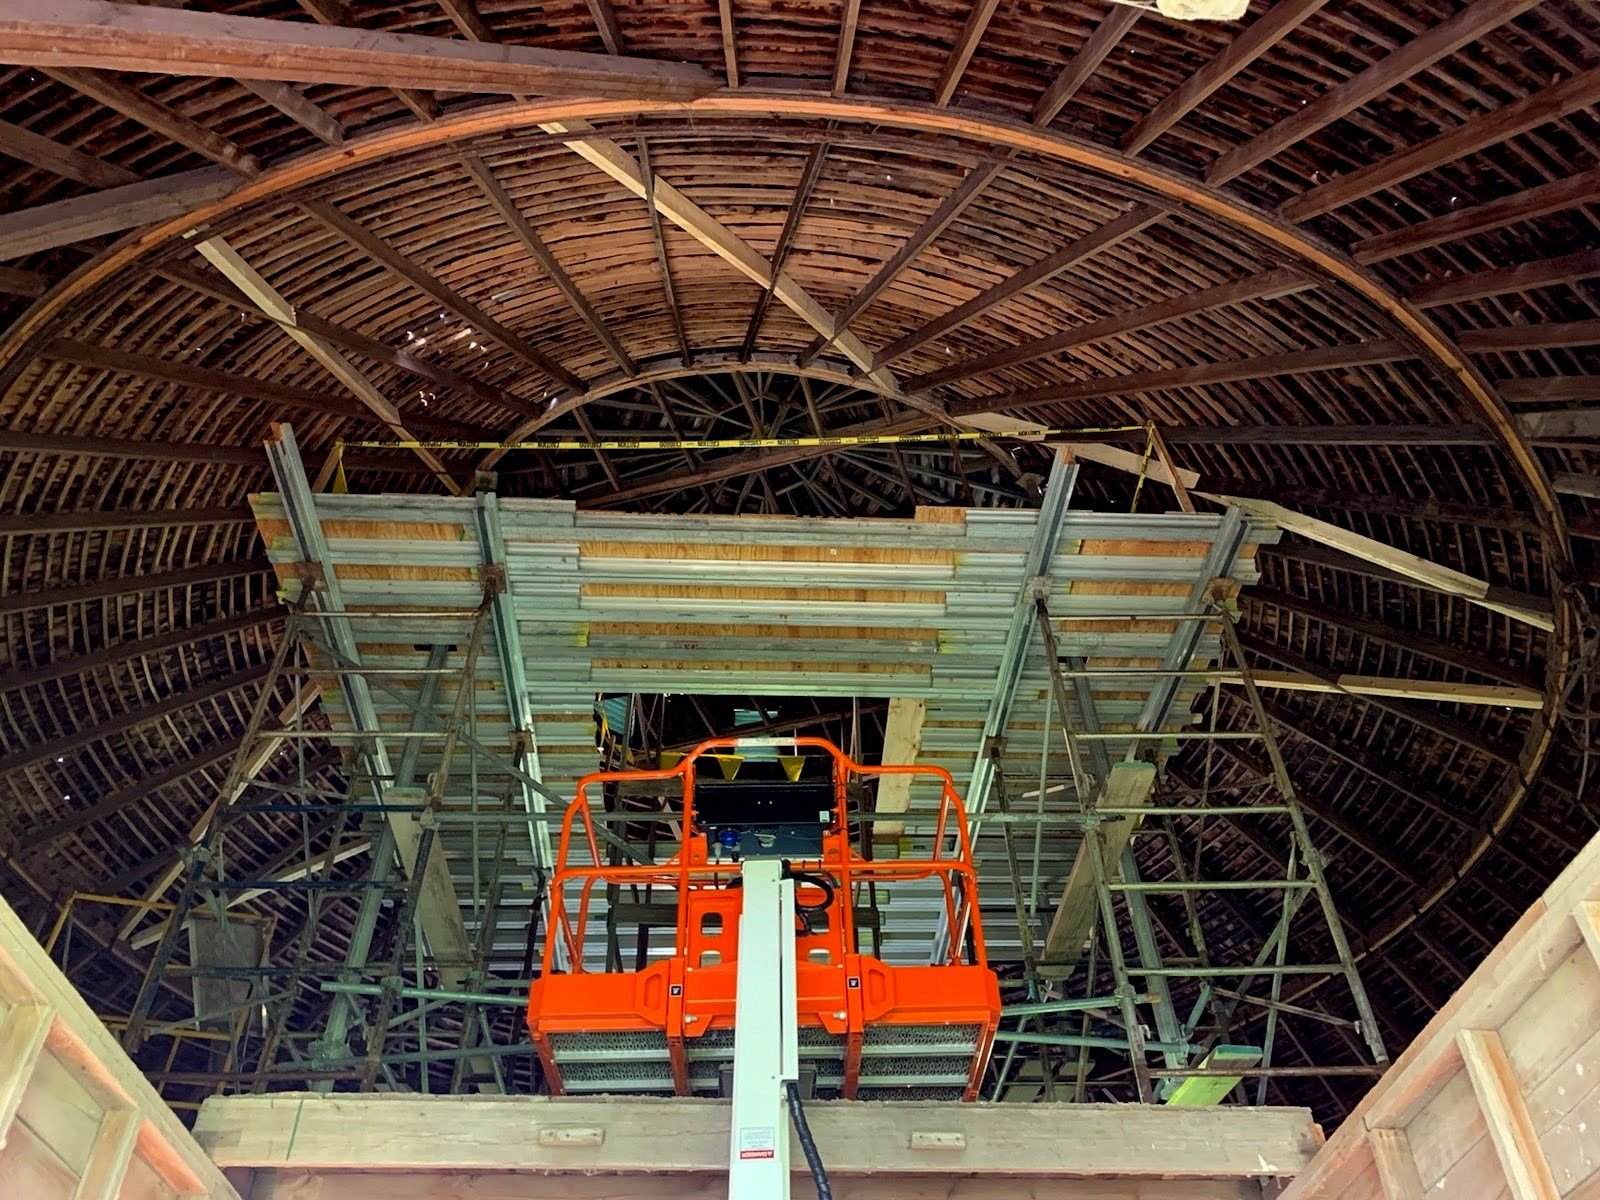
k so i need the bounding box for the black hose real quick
[785,1081,833,1200]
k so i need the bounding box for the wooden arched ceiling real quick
[0,0,1596,1121]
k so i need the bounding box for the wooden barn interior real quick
[0,0,1598,1197]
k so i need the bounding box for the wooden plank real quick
[0,1004,52,1148]
[44,68,260,177]
[3,0,714,100]
[1206,0,1545,184]
[195,1092,1321,1177]
[1122,0,1331,154]
[833,0,860,93]
[1500,376,1597,404]
[910,266,1312,391]
[0,117,139,186]
[1041,761,1157,964]
[1241,671,1542,709]
[0,167,236,259]
[1576,901,1600,972]
[1033,5,1142,125]
[237,78,344,146]
[1352,167,1600,263]
[1408,248,1600,309]
[1457,1029,1560,1200]
[872,696,926,841]
[72,1107,140,1200]
[0,264,44,296]
[874,202,1171,367]
[1369,1128,1427,1199]
[1285,67,1600,221]
[1459,319,1600,353]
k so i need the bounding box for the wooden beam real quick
[874,201,1170,368]
[1241,670,1542,710]
[195,1092,1321,1178]
[583,0,623,55]
[1121,0,1330,154]
[742,143,827,358]
[717,0,737,86]
[910,266,1310,391]
[1041,761,1157,964]
[0,1003,52,1148]
[0,117,138,187]
[7,0,715,100]
[1368,1128,1426,1199]
[1242,585,1540,689]
[1284,66,1600,221]
[0,555,270,618]
[933,0,1002,107]
[0,503,249,536]
[0,264,44,296]
[461,154,636,374]
[1408,244,1593,307]
[43,68,260,177]
[1499,376,1598,405]
[0,606,282,693]
[1516,405,1600,441]
[196,235,466,492]
[72,1106,141,1200]
[872,696,926,842]
[236,78,344,146]
[832,0,860,93]
[1351,166,1600,263]
[1033,5,1142,125]
[0,426,263,466]
[1458,319,1600,353]
[952,339,1412,417]
[798,160,1003,364]
[0,167,236,259]
[636,137,692,364]
[1456,1028,1559,1200]
[0,661,272,777]
[1206,0,1545,184]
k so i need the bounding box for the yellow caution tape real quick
[342,425,1147,454]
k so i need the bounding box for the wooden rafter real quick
[4,0,715,100]
[742,143,828,359]
[1033,5,1142,125]
[0,116,138,186]
[932,0,1002,107]
[0,167,236,259]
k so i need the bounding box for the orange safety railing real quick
[543,736,988,974]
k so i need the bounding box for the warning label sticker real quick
[738,1126,777,1160]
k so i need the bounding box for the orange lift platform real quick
[527,737,1001,1106]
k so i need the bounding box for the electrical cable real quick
[785,1080,833,1200]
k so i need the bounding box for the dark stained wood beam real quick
[583,0,624,55]
[0,504,250,537]
[461,153,637,374]
[0,660,273,777]
[0,427,262,465]
[236,78,344,146]
[954,339,1414,416]
[933,0,1002,107]
[742,143,828,359]
[1407,247,1600,308]
[717,0,738,86]
[1121,0,1330,155]
[0,606,284,693]
[909,266,1311,391]
[833,0,860,94]
[1499,376,1598,405]
[1033,5,1141,125]
[1351,167,1600,263]
[0,166,236,259]
[874,201,1171,368]
[1244,585,1540,690]
[797,161,1002,365]
[0,264,45,296]
[6,0,715,100]
[301,198,585,395]
[1205,0,1545,185]
[43,67,260,177]
[1198,475,1542,535]
[1283,66,1600,221]
[0,116,139,186]
[42,335,488,437]
[1458,320,1600,354]
[0,556,271,617]
[435,0,495,43]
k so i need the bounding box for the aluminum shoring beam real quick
[930,450,1077,965]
